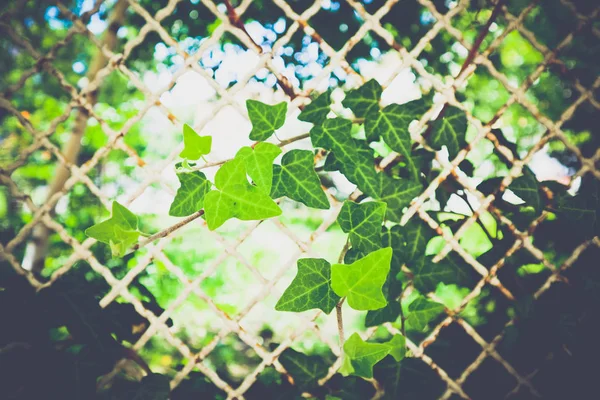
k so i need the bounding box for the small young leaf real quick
[509,167,542,215]
[204,158,281,230]
[298,90,332,125]
[406,297,444,331]
[412,254,473,293]
[331,247,392,311]
[271,150,330,209]
[428,107,467,159]
[279,348,330,389]
[85,201,141,257]
[340,333,405,378]
[338,201,386,253]
[169,171,212,217]
[236,142,282,194]
[342,79,382,118]
[247,100,287,141]
[179,124,212,160]
[275,258,340,314]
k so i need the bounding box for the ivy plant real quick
[85,79,598,396]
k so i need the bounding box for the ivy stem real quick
[128,210,205,254]
[336,238,351,351]
[336,298,346,350]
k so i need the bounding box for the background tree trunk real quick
[26,0,128,277]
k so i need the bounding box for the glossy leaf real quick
[85,201,141,257]
[338,201,386,253]
[169,171,212,217]
[203,158,281,230]
[342,79,382,118]
[340,333,406,378]
[179,124,212,160]
[298,90,332,125]
[275,258,340,314]
[247,100,287,141]
[236,142,282,194]
[406,297,444,331]
[279,348,330,389]
[331,247,393,311]
[428,106,467,159]
[271,150,330,209]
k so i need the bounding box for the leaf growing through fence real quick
[298,90,332,125]
[340,333,406,378]
[509,167,542,215]
[412,254,473,293]
[179,124,212,160]
[376,175,422,222]
[275,258,340,314]
[428,106,467,159]
[85,201,141,257]
[331,247,392,311]
[203,158,281,230]
[338,201,386,253]
[247,100,287,141]
[405,297,445,331]
[271,150,330,209]
[342,79,382,118]
[236,142,282,194]
[365,98,430,179]
[279,348,330,389]
[169,171,212,217]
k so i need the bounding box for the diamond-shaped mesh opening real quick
[463,357,518,399]
[424,322,482,379]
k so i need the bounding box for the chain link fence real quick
[1,0,599,398]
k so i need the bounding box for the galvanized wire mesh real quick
[1,0,599,399]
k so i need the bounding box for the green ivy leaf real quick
[169,171,212,217]
[179,124,212,160]
[275,258,340,314]
[399,219,433,264]
[298,90,332,125]
[365,99,430,180]
[342,79,382,118]
[406,297,444,331]
[340,333,406,378]
[412,254,473,293]
[131,374,170,400]
[279,348,330,389]
[365,277,402,327]
[331,247,392,311]
[204,158,281,230]
[85,201,141,257]
[509,167,542,215]
[338,201,386,253]
[376,175,422,222]
[310,118,381,197]
[236,142,282,194]
[247,100,287,141]
[271,150,330,209]
[428,107,467,159]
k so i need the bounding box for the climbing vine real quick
[85,79,599,398]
